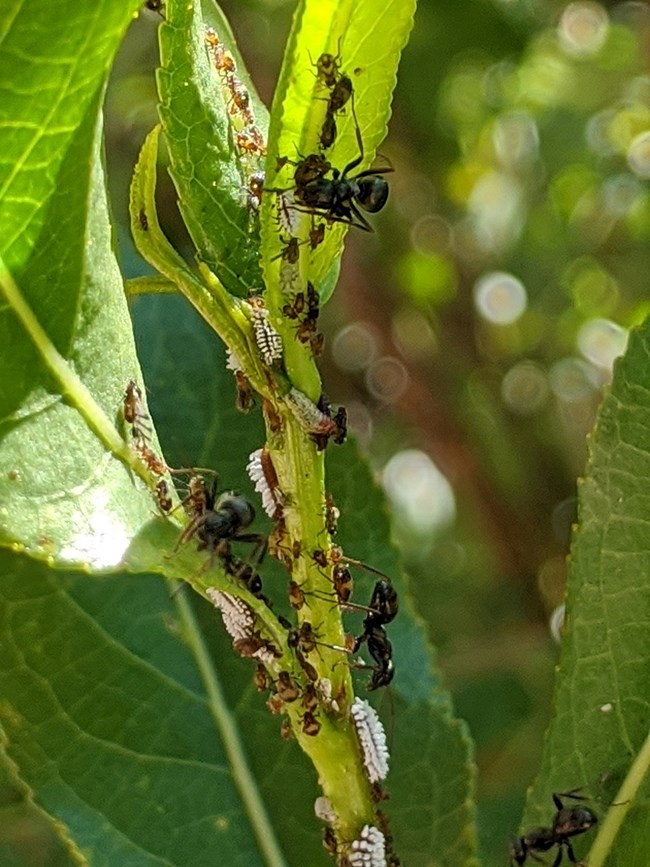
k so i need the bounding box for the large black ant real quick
[176,475,267,569]
[510,791,598,867]
[352,580,398,690]
[272,112,391,232]
[292,143,392,231]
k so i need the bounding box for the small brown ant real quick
[155,480,173,513]
[123,380,151,441]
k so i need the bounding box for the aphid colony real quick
[203,26,266,212]
[121,377,401,865]
[129,36,397,867]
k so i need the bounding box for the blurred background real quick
[8,0,650,864]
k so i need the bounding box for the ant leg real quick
[564,841,577,864]
[551,842,565,867]
[555,789,587,802]
[342,92,364,176]
[347,200,374,232]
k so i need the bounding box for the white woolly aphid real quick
[313,796,336,824]
[247,448,278,519]
[349,825,386,867]
[206,588,253,643]
[285,388,337,436]
[350,698,390,784]
[249,300,283,366]
[225,348,243,372]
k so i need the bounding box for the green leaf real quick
[0,550,286,867]
[156,0,268,296]
[0,0,158,566]
[523,319,650,865]
[260,0,417,301]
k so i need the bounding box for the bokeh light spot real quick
[492,111,539,168]
[382,450,456,535]
[332,323,379,372]
[365,357,409,403]
[474,271,527,325]
[549,357,599,401]
[627,130,650,178]
[577,318,628,370]
[558,2,609,57]
[392,309,438,362]
[501,361,549,415]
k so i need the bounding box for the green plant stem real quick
[587,729,650,867]
[0,256,152,489]
[124,275,179,296]
[173,584,288,867]
[266,410,376,840]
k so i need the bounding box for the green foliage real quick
[2,0,650,866]
[0,0,477,864]
[524,319,650,865]
[157,0,268,296]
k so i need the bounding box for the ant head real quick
[569,806,598,832]
[214,492,255,530]
[356,175,389,213]
[508,837,527,865]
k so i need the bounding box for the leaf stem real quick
[0,256,152,488]
[173,585,288,867]
[587,729,650,867]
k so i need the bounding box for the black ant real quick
[352,580,399,690]
[510,792,598,867]
[290,113,392,231]
[176,476,267,568]
[361,624,394,690]
[309,393,347,449]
